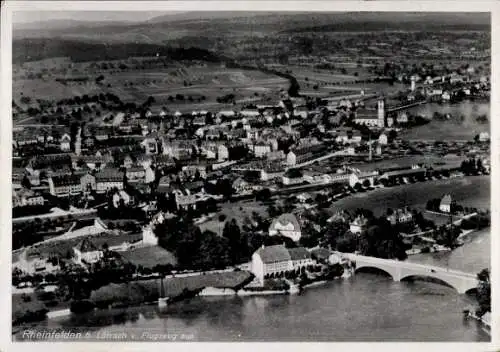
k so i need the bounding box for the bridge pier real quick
[392,267,402,282]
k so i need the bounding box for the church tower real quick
[377,97,385,128]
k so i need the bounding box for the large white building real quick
[269,213,302,242]
[48,175,82,197]
[251,245,314,283]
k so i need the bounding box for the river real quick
[36,228,490,342]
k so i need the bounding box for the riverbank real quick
[30,271,489,342]
[465,310,491,336]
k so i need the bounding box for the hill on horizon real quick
[14,11,490,41]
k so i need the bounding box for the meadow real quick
[401,101,490,141]
[13,62,289,113]
[329,175,490,217]
[198,199,269,235]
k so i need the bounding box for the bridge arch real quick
[400,274,457,291]
[345,254,478,294]
[354,265,396,279]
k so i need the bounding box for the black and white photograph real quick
[2,1,496,347]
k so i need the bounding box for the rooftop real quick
[288,247,311,261]
[255,245,291,264]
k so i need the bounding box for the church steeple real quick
[377,96,386,128]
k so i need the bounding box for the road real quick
[12,208,98,224]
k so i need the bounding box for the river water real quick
[39,228,490,342]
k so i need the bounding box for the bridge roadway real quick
[340,253,478,294]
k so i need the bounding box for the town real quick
[10,11,491,341]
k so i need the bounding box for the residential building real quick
[253,143,272,158]
[232,177,252,194]
[479,132,490,142]
[145,167,156,184]
[48,174,82,197]
[241,109,260,118]
[73,239,104,265]
[141,136,159,155]
[396,112,409,124]
[80,173,97,193]
[12,189,45,207]
[112,190,134,208]
[217,144,229,161]
[387,208,413,225]
[351,131,362,143]
[174,190,197,210]
[60,133,72,152]
[266,150,285,161]
[13,250,61,275]
[95,168,124,193]
[440,194,452,213]
[126,166,146,182]
[269,213,302,242]
[442,91,451,102]
[350,215,368,234]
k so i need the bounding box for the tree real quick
[322,220,349,249]
[476,268,491,317]
[20,96,31,104]
[194,230,231,270]
[255,188,271,201]
[222,219,249,264]
[267,205,281,219]
[388,130,397,142]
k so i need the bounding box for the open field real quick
[329,176,490,217]
[120,246,177,268]
[343,155,464,173]
[12,232,143,263]
[198,199,269,235]
[13,63,289,112]
[401,102,490,141]
[401,120,490,141]
[286,66,407,99]
[13,79,105,104]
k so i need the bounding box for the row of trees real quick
[460,158,486,175]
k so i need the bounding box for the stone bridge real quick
[342,253,478,294]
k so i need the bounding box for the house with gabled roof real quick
[73,238,103,265]
[439,194,452,213]
[95,168,124,193]
[269,213,302,242]
[60,133,72,152]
